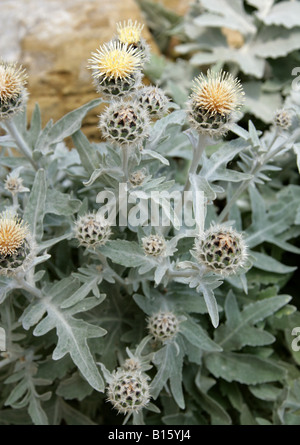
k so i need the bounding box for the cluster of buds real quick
[194,225,247,276]
[88,20,170,151]
[107,368,151,415]
[0,212,34,276]
[187,70,244,138]
[147,311,180,343]
[74,212,112,249]
[0,61,28,120]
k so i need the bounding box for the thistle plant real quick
[1,10,300,427]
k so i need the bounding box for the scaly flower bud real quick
[0,212,34,276]
[142,234,166,257]
[274,109,292,130]
[107,369,151,414]
[136,85,169,119]
[129,169,147,187]
[187,70,244,137]
[194,225,247,276]
[147,311,180,342]
[99,100,150,148]
[74,212,112,248]
[88,41,143,98]
[4,170,30,196]
[116,19,150,62]
[0,61,28,120]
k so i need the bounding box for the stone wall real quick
[0,0,159,141]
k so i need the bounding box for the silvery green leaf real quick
[20,277,106,392]
[205,352,286,384]
[24,169,47,242]
[180,316,222,352]
[0,277,15,304]
[28,103,42,149]
[190,46,265,78]
[142,149,169,166]
[261,2,300,28]
[47,99,103,146]
[197,281,220,328]
[100,240,157,274]
[252,252,297,274]
[293,143,300,173]
[214,291,291,350]
[200,139,252,183]
[72,130,100,177]
[243,82,282,123]
[253,27,300,59]
[45,189,81,216]
[245,0,274,16]
[146,110,186,149]
[194,0,256,35]
[151,340,185,409]
[246,185,298,248]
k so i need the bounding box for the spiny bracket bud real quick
[129,169,147,187]
[0,61,28,120]
[99,100,150,148]
[74,212,112,248]
[0,212,34,276]
[136,85,170,119]
[142,234,166,257]
[147,311,180,342]
[187,70,244,137]
[88,41,143,98]
[107,369,150,414]
[116,19,151,63]
[194,225,247,276]
[274,109,292,130]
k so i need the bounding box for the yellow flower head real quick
[191,70,244,116]
[0,212,28,257]
[88,41,142,82]
[116,19,144,45]
[0,61,28,104]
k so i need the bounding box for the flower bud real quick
[147,311,180,342]
[0,61,28,120]
[107,369,150,414]
[274,109,292,130]
[99,100,150,148]
[142,234,166,257]
[194,225,247,275]
[116,19,151,62]
[136,85,169,119]
[129,169,147,187]
[88,41,143,98]
[0,212,34,276]
[74,212,112,248]
[187,70,244,137]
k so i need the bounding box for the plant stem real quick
[16,277,43,299]
[121,146,129,181]
[5,119,38,170]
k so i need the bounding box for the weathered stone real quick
[0,0,159,142]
